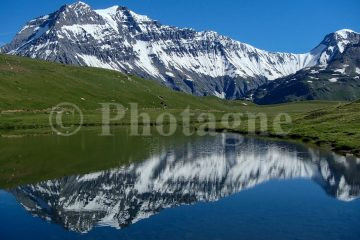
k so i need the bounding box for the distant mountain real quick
[2,1,359,99]
[11,135,360,233]
[253,34,360,104]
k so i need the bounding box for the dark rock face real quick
[3,1,357,100]
[253,38,360,104]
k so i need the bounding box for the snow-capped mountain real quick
[1,1,359,99]
[11,134,360,233]
[253,38,360,104]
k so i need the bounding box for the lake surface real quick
[0,128,360,240]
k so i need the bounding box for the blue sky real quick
[0,0,359,53]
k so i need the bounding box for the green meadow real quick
[0,53,359,172]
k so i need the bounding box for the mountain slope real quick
[2,1,358,99]
[253,41,360,104]
[0,53,251,111]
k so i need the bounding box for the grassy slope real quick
[217,101,360,156]
[0,54,245,110]
[291,101,360,155]
[0,55,360,146]
[0,54,336,129]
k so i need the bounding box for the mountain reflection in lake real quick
[7,133,360,236]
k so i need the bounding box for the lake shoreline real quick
[1,118,359,158]
[208,127,360,158]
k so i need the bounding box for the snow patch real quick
[95,7,119,33]
[310,69,319,74]
[165,72,175,77]
[77,172,103,182]
[335,29,357,39]
[129,10,151,22]
[132,41,163,80]
[214,91,226,99]
[334,67,347,74]
[76,54,117,70]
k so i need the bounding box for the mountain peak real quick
[66,1,91,10]
[3,3,360,100]
[317,28,360,56]
[322,29,359,42]
[95,5,152,25]
[104,5,120,13]
[95,5,122,16]
[335,29,357,37]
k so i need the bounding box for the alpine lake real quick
[0,126,359,240]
